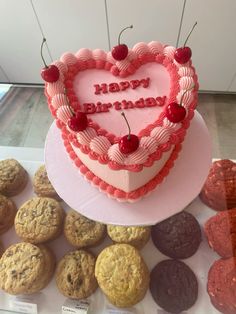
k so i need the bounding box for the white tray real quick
[0,150,220,314]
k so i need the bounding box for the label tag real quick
[62,299,90,314]
[106,309,134,314]
[9,298,37,314]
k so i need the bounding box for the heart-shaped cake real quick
[44,41,198,202]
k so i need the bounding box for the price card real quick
[9,296,37,314]
[62,299,90,314]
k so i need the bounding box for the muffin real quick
[151,211,201,259]
[200,159,236,211]
[150,259,198,314]
[0,194,17,235]
[0,159,28,196]
[107,225,151,249]
[15,197,64,243]
[207,257,236,314]
[95,244,149,308]
[0,242,55,295]
[204,208,236,258]
[64,210,106,248]
[33,165,60,200]
[56,249,98,299]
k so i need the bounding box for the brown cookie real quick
[150,259,198,313]
[0,194,17,235]
[33,165,60,200]
[200,159,236,211]
[0,242,45,295]
[107,225,151,249]
[207,257,236,314]
[26,244,56,294]
[56,249,98,299]
[0,159,28,196]
[151,211,201,259]
[95,244,149,308]
[64,210,106,248]
[204,208,236,258]
[15,197,64,244]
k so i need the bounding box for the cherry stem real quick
[118,25,133,45]
[40,38,48,68]
[180,85,195,105]
[121,112,131,140]
[183,22,197,47]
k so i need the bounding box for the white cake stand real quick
[45,111,212,226]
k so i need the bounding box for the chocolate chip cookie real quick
[0,242,45,295]
[151,211,201,259]
[0,194,17,235]
[56,249,98,299]
[95,244,149,308]
[15,197,64,243]
[33,165,60,200]
[107,225,151,249]
[150,259,198,313]
[64,210,106,248]
[0,159,28,196]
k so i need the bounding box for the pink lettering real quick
[135,98,145,108]
[121,100,134,109]
[101,103,112,112]
[156,96,166,106]
[140,77,150,88]
[113,101,121,110]
[83,103,96,113]
[145,97,157,107]
[109,83,120,93]
[130,80,140,89]
[94,83,108,95]
[119,81,130,91]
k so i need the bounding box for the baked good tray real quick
[0,147,220,314]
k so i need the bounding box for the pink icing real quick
[179,76,194,90]
[56,105,73,124]
[53,60,68,75]
[60,53,78,66]
[45,40,199,201]
[51,93,68,109]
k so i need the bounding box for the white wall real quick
[0,0,236,92]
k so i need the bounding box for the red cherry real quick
[174,47,192,64]
[112,44,129,61]
[41,65,59,83]
[68,112,88,132]
[40,38,59,83]
[112,25,133,61]
[166,102,186,123]
[119,134,139,154]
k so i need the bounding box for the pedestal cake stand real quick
[45,111,212,226]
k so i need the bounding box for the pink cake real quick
[44,41,198,202]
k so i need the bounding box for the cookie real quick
[33,165,60,200]
[150,259,198,313]
[0,242,45,295]
[15,197,64,244]
[151,211,201,259]
[204,208,236,258]
[0,159,28,196]
[95,244,149,308]
[26,244,56,294]
[64,210,106,248]
[207,257,236,314]
[107,225,151,249]
[0,194,17,235]
[56,249,98,299]
[200,159,236,211]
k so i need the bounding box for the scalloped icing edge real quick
[62,129,182,202]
